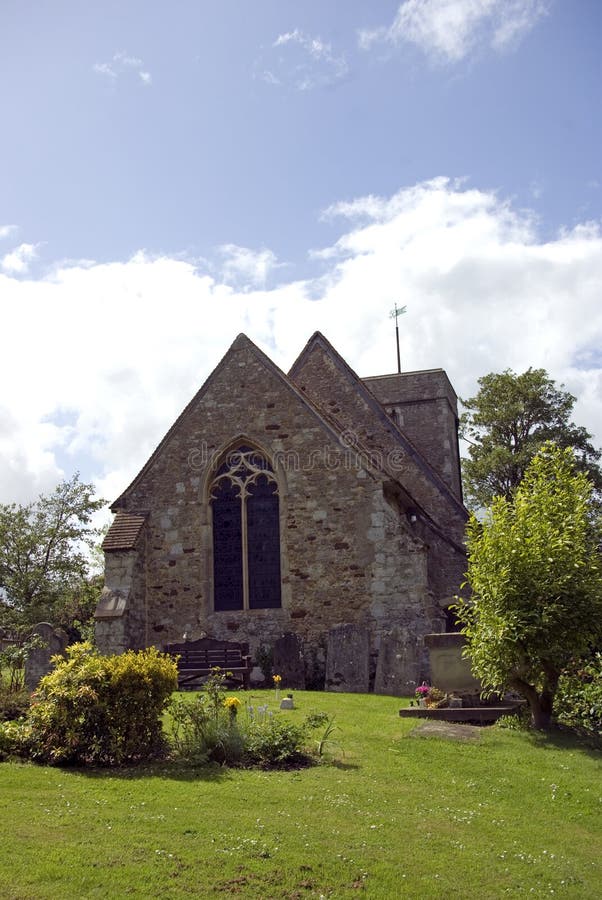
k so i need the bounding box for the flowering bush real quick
[12,643,177,766]
[169,685,331,769]
[170,693,245,765]
[0,719,27,760]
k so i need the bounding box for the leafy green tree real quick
[461,368,601,509]
[0,475,104,626]
[454,444,602,730]
[53,573,105,641]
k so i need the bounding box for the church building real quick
[95,332,468,690]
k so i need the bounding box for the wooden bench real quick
[164,637,252,690]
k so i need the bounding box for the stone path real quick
[409,721,483,741]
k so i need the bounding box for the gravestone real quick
[24,623,70,692]
[325,623,370,693]
[374,627,419,696]
[272,632,306,689]
[424,633,481,694]
[249,665,264,686]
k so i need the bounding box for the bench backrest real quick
[174,649,247,670]
[164,638,250,671]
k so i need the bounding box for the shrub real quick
[244,717,310,768]
[554,653,602,746]
[254,645,273,683]
[496,705,532,731]
[169,669,247,766]
[168,676,331,769]
[0,685,30,722]
[19,642,178,766]
[0,718,30,759]
[169,693,245,766]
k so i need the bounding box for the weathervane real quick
[389,303,407,374]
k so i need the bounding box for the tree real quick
[0,475,105,626]
[460,368,602,510]
[454,444,602,730]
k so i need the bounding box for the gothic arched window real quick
[210,446,281,611]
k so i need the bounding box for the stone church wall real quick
[96,545,147,654]
[107,339,440,678]
[97,333,467,690]
[290,343,466,543]
[363,369,462,501]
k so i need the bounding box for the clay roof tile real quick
[102,512,147,551]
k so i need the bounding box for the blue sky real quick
[1,0,601,507]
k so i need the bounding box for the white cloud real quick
[93,51,152,86]
[115,52,144,68]
[1,242,38,274]
[1,178,601,509]
[218,244,280,288]
[258,29,348,90]
[359,0,548,64]
[93,62,117,80]
[0,224,19,241]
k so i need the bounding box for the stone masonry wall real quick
[364,371,462,501]
[367,486,444,679]
[95,546,147,654]
[112,337,431,664]
[291,343,467,545]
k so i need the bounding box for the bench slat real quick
[164,639,252,690]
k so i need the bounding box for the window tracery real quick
[210,446,281,611]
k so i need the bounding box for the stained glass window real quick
[211,478,243,611]
[210,446,281,611]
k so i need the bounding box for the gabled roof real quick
[110,333,385,511]
[289,331,467,523]
[107,331,466,554]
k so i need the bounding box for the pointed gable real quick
[111,332,372,512]
[289,332,467,538]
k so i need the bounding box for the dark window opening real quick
[210,447,281,611]
[211,478,243,611]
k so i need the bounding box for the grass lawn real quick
[1,690,600,899]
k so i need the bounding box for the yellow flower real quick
[273,674,282,685]
[223,696,241,710]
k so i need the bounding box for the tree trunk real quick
[510,678,554,731]
[529,695,553,730]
